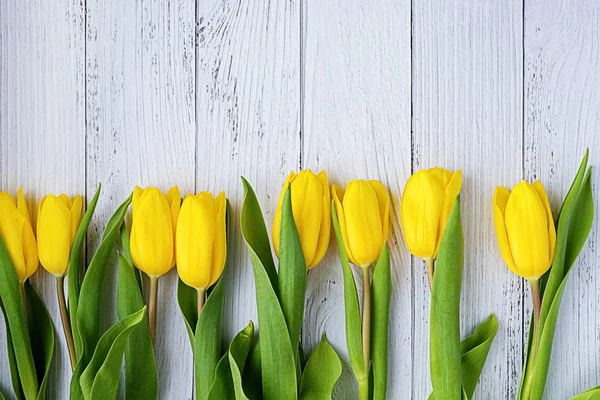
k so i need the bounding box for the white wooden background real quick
[0,0,598,398]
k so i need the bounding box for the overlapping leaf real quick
[299,334,342,400]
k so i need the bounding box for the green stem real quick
[20,282,27,322]
[358,377,369,400]
[360,265,371,398]
[425,258,435,290]
[57,275,77,370]
[197,288,205,315]
[149,276,159,345]
[522,278,542,399]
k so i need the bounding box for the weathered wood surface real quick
[0,0,598,398]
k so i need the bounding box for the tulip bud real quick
[37,193,83,277]
[493,180,556,279]
[332,179,390,267]
[400,168,462,260]
[0,189,38,282]
[176,191,227,290]
[273,170,331,269]
[130,186,180,278]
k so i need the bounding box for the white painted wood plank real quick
[0,0,85,398]
[413,1,524,398]
[85,0,196,398]
[302,0,412,397]
[524,1,600,397]
[195,0,301,343]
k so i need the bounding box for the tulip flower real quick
[176,191,227,312]
[130,186,180,343]
[0,188,38,283]
[332,179,390,398]
[400,167,462,287]
[272,170,331,269]
[36,192,83,369]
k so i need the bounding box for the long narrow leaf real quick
[277,188,306,378]
[331,203,366,383]
[371,244,391,400]
[178,278,198,346]
[69,184,101,361]
[571,386,600,400]
[430,198,463,399]
[0,298,25,400]
[241,178,297,400]
[229,325,254,400]
[0,236,38,399]
[299,333,342,400]
[459,314,498,399]
[116,254,157,400]
[242,342,262,400]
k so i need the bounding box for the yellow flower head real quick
[0,189,38,282]
[176,191,227,291]
[130,186,180,278]
[37,193,83,277]
[400,168,462,260]
[273,170,331,270]
[493,180,556,279]
[332,179,390,267]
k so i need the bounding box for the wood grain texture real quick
[195,0,300,345]
[0,0,86,398]
[524,0,600,397]
[413,0,524,398]
[301,0,412,397]
[85,0,196,397]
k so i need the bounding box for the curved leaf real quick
[299,333,342,400]
[69,184,101,361]
[242,342,262,400]
[0,235,38,399]
[80,307,146,400]
[331,202,366,384]
[571,386,600,400]
[24,282,55,400]
[116,254,157,400]
[178,277,198,346]
[241,178,297,400]
[0,298,25,400]
[371,244,391,400]
[430,198,463,399]
[565,168,594,270]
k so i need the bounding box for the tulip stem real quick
[56,276,77,370]
[197,289,205,315]
[361,266,371,372]
[522,278,542,399]
[426,258,435,290]
[149,276,159,345]
[20,282,27,322]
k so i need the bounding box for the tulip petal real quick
[308,171,331,269]
[209,192,227,287]
[400,171,444,259]
[343,180,383,267]
[435,170,462,257]
[37,195,71,276]
[505,181,551,279]
[368,180,390,243]
[291,170,323,267]
[17,188,31,224]
[132,186,143,216]
[532,180,556,264]
[21,219,38,281]
[166,186,181,266]
[59,193,72,209]
[71,195,83,245]
[492,187,519,276]
[427,167,454,189]
[0,193,29,281]
[272,172,295,258]
[332,184,357,265]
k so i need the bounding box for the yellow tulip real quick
[332,179,390,267]
[0,189,38,282]
[130,186,180,278]
[493,180,556,279]
[37,193,83,277]
[176,191,227,291]
[273,170,331,269]
[400,168,462,260]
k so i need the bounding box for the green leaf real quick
[178,277,198,347]
[565,168,594,270]
[69,184,101,361]
[371,244,391,400]
[208,321,254,400]
[195,274,226,400]
[571,386,600,400]
[71,195,131,398]
[430,197,463,399]
[119,223,141,292]
[240,177,278,293]
[80,307,146,400]
[242,342,262,400]
[299,333,342,400]
[116,254,157,400]
[277,188,306,378]
[459,314,498,399]
[331,202,366,384]
[0,298,25,400]
[24,282,55,400]
[0,235,38,399]
[241,178,297,400]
